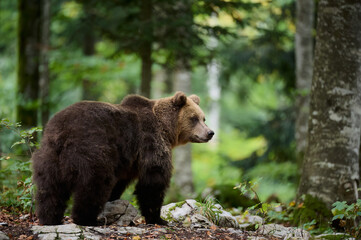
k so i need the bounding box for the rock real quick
[117,227,148,235]
[161,199,239,229]
[32,224,148,240]
[56,234,78,240]
[32,224,85,240]
[190,214,213,229]
[236,214,264,230]
[217,206,240,228]
[0,231,9,240]
[97,199,139,226]
[57,224,82,234]
[315,233,355,240]
[32,225,60,234]
[247,237,267,240]
[37,233,58,240]
[258,224,311,240]
[227,228,243,235]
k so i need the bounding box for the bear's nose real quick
[207,130,215,138]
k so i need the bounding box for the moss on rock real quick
[293,194,332,231]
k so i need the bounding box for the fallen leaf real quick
[210,225,217,231]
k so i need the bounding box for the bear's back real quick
[120,95,155,111]
[42,101,139,151]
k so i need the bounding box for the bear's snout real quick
[207,130,215,140]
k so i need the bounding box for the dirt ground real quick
[0,208,281,240]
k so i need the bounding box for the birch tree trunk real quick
[295,0,314,154]
[207,23,221,145]
[297,0,361,207]
[173,60,194,198]
[16,0,41,128]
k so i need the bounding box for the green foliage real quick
[292,195,333,234]
[234,179,269,218]
[331,200,361,238]
[0,119,41,213]
[196,197,223,225]
[204,184,259,209]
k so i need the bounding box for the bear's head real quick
[171,91,214,146]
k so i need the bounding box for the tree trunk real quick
[139,0,152,98]
[173,60,194,198]
[16,0,41,128]
[207,58,221,145]
[39,0,50,127]
[295,0,314,155]
[81,5,98,101]
[207,18,221,145]
[297,0,361,207]
[81,31,97,100]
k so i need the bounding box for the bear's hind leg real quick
[35,182,71,225]
[71,175,115,226]
[33,148,71,225]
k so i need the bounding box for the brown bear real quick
[32,91,214,226]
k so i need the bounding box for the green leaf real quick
[332,201,348,211]
[11,139,26,148]
[332,214,344,220]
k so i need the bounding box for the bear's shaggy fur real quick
[32,92,214,226]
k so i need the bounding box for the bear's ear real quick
[189,95,200,105]
[173,91,187,107]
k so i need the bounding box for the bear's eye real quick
[190,116,198,124]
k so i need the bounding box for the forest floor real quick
[0,208,283,240]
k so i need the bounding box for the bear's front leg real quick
[135,167,170,225]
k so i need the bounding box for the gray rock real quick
[117,227,148,235]
[190,214,213,229]
[82,232,101,240]
[0,231,9,240]
[57,234,79,240]
[236,213,264,230]
[161,199,239,229]
[98,199,139,226]
[37,233,58,240]
[33,224,85,240]
[247,237,267,240]
[227,228,243,235]
[32,225,60,234]
[85,226,113,235]
[57,224,81,234]
[258,224,311,240]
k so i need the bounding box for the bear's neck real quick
[153,104,179,148]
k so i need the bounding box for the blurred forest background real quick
[1,0,360,229]
[0,0,298,206]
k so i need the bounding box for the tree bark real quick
[173,60,194,198]
[81,5,98,101]
[16,0,41,128]
[139,0,153,98]
[297,0,361,207]
[295,0,314,154]
[39,0,50,127]
[207,16,221,145]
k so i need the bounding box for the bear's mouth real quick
[191,135,212,143]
